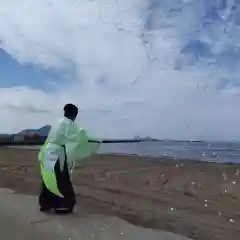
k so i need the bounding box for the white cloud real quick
[0,0,240,140]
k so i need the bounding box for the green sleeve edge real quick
[39,141,64,198]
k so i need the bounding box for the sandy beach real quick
[0,147,240,239]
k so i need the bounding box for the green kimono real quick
[38,117,100,198]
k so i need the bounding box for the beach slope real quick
[0,147,240,239]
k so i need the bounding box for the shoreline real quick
[4,145,240,166]
[0,147,239,239]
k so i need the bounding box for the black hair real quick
[63,103,78,120]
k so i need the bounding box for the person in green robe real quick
[38,103,100,214]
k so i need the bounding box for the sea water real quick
[8,141,240,164]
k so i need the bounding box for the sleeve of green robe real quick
[66,129,101,171]
[38,141,64,198]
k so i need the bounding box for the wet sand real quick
[0,147,239,239]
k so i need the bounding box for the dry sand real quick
[0,147,239,239]
[0,188,191,240]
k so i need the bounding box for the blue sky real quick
[0,49,73,91]
[0,0,240,140]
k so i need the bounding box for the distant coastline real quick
[0,137,160,146]
[0,125,161,146]
[1,125,239,146]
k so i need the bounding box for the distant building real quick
[134,136,140,140]
[13,135,24,141]
[0,134,13,143]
